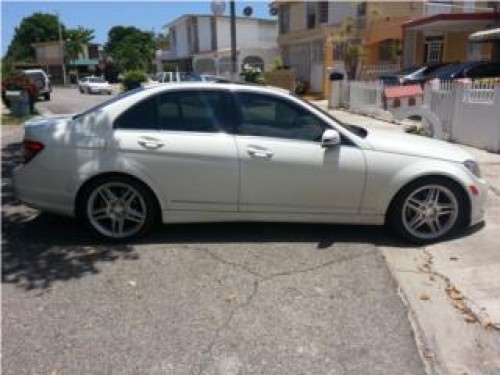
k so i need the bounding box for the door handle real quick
[137,138,164,149]
[246,146,273,159]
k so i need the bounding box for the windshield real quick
[293,94,368,138]
[88,77,106,83]
[427,63,464,79]
[72,87,145,120]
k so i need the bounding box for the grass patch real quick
[2,112,38,126]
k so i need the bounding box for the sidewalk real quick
[311,100,500,374]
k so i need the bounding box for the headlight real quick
[463,159,481,178]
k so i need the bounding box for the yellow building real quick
[275,1,423,97]
[274,1,499,98]
[402,11,500,68]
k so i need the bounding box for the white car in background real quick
[78,76,113,95]
[13,83,487,243]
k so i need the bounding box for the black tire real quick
[78,175,159,241]
[43,92,50,101]
[387,177,468,244]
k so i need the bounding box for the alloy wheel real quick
[401,184,459,241]
[86,182,147,239]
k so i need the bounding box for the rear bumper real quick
[13,165,74,217]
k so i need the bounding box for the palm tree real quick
[64,26,95,63]
[327,18,366,80]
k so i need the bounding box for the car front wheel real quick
[79,176,158,241]
[388,177,467,244]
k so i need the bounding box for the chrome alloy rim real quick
[402,185,459,240]
[87,182,147,239]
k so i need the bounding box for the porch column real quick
[402,29,415,69]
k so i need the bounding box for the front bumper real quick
[469,177,488,226]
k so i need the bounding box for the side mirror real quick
[321,129,341,148]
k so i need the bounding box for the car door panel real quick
[236,136,365,213]
[231,92,366,214]
[112,90,239,212]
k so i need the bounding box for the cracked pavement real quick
[2,113,425,374]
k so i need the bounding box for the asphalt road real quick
[36,85,118,115]
[2,88,425,374]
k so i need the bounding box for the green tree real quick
[328,18,366,80]
[64,26,95,62]
[5,12,63,62]
[154,32,170,51]
[104,26,156,72]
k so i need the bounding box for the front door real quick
[232,92,366,214]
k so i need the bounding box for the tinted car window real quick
[114,96,159,130]
[233,92,325,141]
[159,90,232,133]
[467,63,500,79]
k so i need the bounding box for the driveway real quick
[1,88,425,374]
[36,85,118,115]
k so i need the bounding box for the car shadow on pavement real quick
[2,141,484,291]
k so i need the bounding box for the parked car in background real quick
[379,63,448,86]
[78,76,113,95]
[13,83,487,244]
[150,71,207,83]
[200,74,233,83]
[427,61,500,81]
[23,69,51,100]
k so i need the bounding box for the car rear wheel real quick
[388,177,467,244]
[79,176,158,241]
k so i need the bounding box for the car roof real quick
[142,82,289,95]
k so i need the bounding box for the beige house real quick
[31,41,102,83]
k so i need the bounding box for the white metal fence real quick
[336,79,500,152]
[358,63,400,80]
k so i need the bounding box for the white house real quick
[158,14,279,77]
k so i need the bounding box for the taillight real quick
[22,140,44,164]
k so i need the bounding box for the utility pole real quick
[56,11,67,86]
[230,0,237,79]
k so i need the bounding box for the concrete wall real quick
[367,1,423,20]
[216,18,277,50]
[175,23,189,58]
[444,32,469,62]
[289,2,306,32]
[328,2,357,26]
[197,17,212,52]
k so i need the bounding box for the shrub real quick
[122,70,147,91]
[294,79,309,95]
[405,124,430,137]
[1,73,39,113]
[240,64,264,84]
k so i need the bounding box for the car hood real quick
[364,128,472,162]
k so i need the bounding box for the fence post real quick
[449,82,465,142]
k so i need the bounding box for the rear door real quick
[112,89,239,212]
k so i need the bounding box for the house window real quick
[424,35,444,63]
[243,55,265,71]
[307,2,316,29]
[279,5,290,34]
[192,17,199,53]
[357,2,367,16]
[210,17,217,51]
[318,2,329,24]
[171,28,177,51]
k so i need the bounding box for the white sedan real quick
[78,76,112,95]
[13,83,487,243]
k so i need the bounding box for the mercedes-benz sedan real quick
[13,83,487,243]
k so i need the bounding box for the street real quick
[1,88,426,374]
